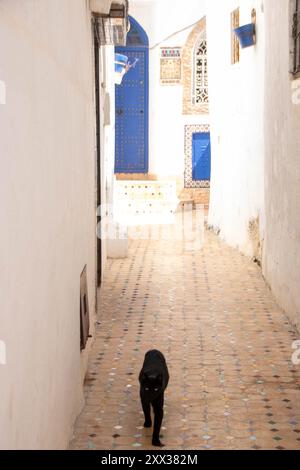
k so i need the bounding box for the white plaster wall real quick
[99,45,116,266]
[129,0,208,178]
[206,0,265,256]
[99,45,123,260]
[263,0,300,330]
[0,0,100,449]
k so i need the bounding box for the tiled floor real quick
[70,225,300,450]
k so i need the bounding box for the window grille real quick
[192,37,209,105]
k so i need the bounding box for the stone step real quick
[179,188,210,206]
[115,173,159,181]
[113,180,179,225]
[115,180,178,202]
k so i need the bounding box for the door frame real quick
[93,21,102,288]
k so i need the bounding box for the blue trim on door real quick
[192,132,211,181]
[115,17,149,174]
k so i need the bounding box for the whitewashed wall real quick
[0,0,113,449]
[129,0,207,178]
[206,0,265,256]
[263,0,300,330]
[99,45,116,264]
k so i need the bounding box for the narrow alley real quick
[1,0,300,453]
[70,228,300,451]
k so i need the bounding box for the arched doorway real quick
[115,16,149,174]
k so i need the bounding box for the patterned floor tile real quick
[70,226,300,450]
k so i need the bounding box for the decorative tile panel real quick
[160,48,182,85]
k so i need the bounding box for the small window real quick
[292,0,300,75]
[192,33,209,105]
[80,266,90,351]
[231,8,240,64]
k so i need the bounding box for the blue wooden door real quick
[192,132,211,181]
[115,47,149,173]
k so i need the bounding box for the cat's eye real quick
[154,388,159,391]
[145,387,149,391]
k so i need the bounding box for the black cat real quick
[139,350,169,447]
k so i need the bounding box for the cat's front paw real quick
[144,420,152,428]
[152,439,164,448]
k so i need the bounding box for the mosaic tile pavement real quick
[70,228,300,451]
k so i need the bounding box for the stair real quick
[113,180,179,225]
